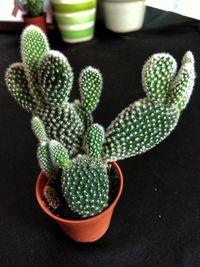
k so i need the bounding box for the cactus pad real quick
[31,116,47,142]
[142,53,177,103]
[86,123,105,159]
[102,98,180,161]
[79,66,103,113]
[167,51,195,111]
[5,63,35,112]
[35,103,84,156]
[37,142,57,178]
[38,51,73,107]
[61,156,109,217]
[49,140,70,169]
[21,25,49,103]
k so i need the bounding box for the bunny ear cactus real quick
[61,49,195,218]
[32,116,56,178]
[6,26,196,220]
[86,123,105,159]
[32,116,70,178]
[32,50,195,219]
[167,51,195,111]
[102,98,179,161]
[61,155,109,218]
[62,125,108,218]
[16,0,44,17]
[32,115,47,142]
[102,52,195,162]
[5,63,35,112]
[38,51,73,106]
[142,53,177,103]
[21,25,49,104]
[49,140,70,169]
[73,66,103,129]
[79,66,103,114]
[32,117,109,218]
[5,25,103,156]
[5,25,49,107]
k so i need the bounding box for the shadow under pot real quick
[101,0,146,33]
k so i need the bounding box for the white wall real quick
[146,0,200,20]
[0,0,23,21]
[0,0,52,22]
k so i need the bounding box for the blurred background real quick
[0,0,200,41]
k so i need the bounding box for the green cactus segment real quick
[32,116,57,177]
[102,98,180,161]
[182,51,194,65]
[31,116,47,142]
[21,25,49,103]
[62,156,109,217]
[27,0,44,16]
[86,124,105,159]
[73,99,93,129]
[38,51,73,106]
[167,52,195,111]
[79,66,103,113]
[37,142,57,178]
[142,53,177,103]
[16,0,44,16]
[5,63,35,112]
[35,103,84,156]
[49,140,70,169]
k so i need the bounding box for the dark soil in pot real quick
[43,163,120,220]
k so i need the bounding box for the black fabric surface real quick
[1,22,200,267]
[143,6,199,30]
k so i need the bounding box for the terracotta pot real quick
[35,162,123,242]
[23,13,47,35]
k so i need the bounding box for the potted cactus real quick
[15,0,47,33]
[5,26,195,242]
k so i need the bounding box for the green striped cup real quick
[51,0,97,43]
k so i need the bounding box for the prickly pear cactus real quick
[102,51,195,161]
[86,123,105,159]
[5,25,103,156]
[61,155,109,218]
[102,98,179,161]
[167,51,195,111]
[32,117,109,218]
[16,0,44,16]
[79,66,103,114]
[6,26,196,219]
[142,53,177,103]
[31,116,70,178]
[31,50,195,219]
[34,103,84,156]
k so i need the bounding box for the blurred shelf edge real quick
[1,6,200,33]
[0,21,55,31]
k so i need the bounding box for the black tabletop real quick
[1,21,200,267]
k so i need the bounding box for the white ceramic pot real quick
[101,0,146,33]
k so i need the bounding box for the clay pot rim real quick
[36,161,123,224]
